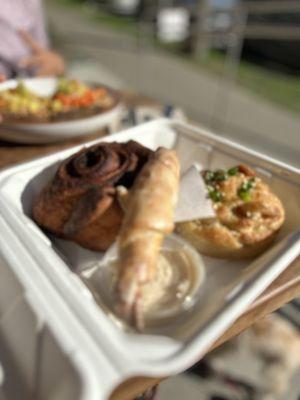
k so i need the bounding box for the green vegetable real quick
[210,190,222,202]
[214,169,227,181]
[203,170,215,183]
[241,178,255,191]
[228,166,239,176]
[248,177,255,188]
[238,178,255,201]
[238,189,251,201]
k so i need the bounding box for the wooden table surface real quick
[0,93,299,400]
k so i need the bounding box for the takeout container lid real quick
[0,119,299,400]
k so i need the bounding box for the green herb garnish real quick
[210,190,222,202]
[238,189,251,201]
[203,170,215,183]
[238,178,255,201]
[228,166,239,176]
[214,169,227,182]
[248,177,255,188]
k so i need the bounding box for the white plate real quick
[0,77,124,144]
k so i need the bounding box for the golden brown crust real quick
[33,141,153,251]
[177,165,285,259]
[116,148,180,325]
[120,148,180,237]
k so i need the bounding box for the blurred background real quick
[45,0,300,168]
[43,1,300,399]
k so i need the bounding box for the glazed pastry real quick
[176,165,285,259]
[116,148,180,327]
[33,141,152,251]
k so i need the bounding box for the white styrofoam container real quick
[0,119,299,400]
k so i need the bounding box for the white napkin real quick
[174,165,215,223]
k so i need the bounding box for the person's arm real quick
[0,74,5,123]
[19,30,65,77]
[17,0,64,77]
[31,0,49,49]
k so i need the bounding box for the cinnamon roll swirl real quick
[33,141,152,251]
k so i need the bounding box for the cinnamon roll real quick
[33,141,153,251]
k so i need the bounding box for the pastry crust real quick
[176,165,285,259]
[33,141,152,251]
[116,148,180,326]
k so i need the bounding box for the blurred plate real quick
[0,77,124,144]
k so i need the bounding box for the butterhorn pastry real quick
[116,148,180,328]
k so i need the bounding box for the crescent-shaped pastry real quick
[116,148,180,327]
